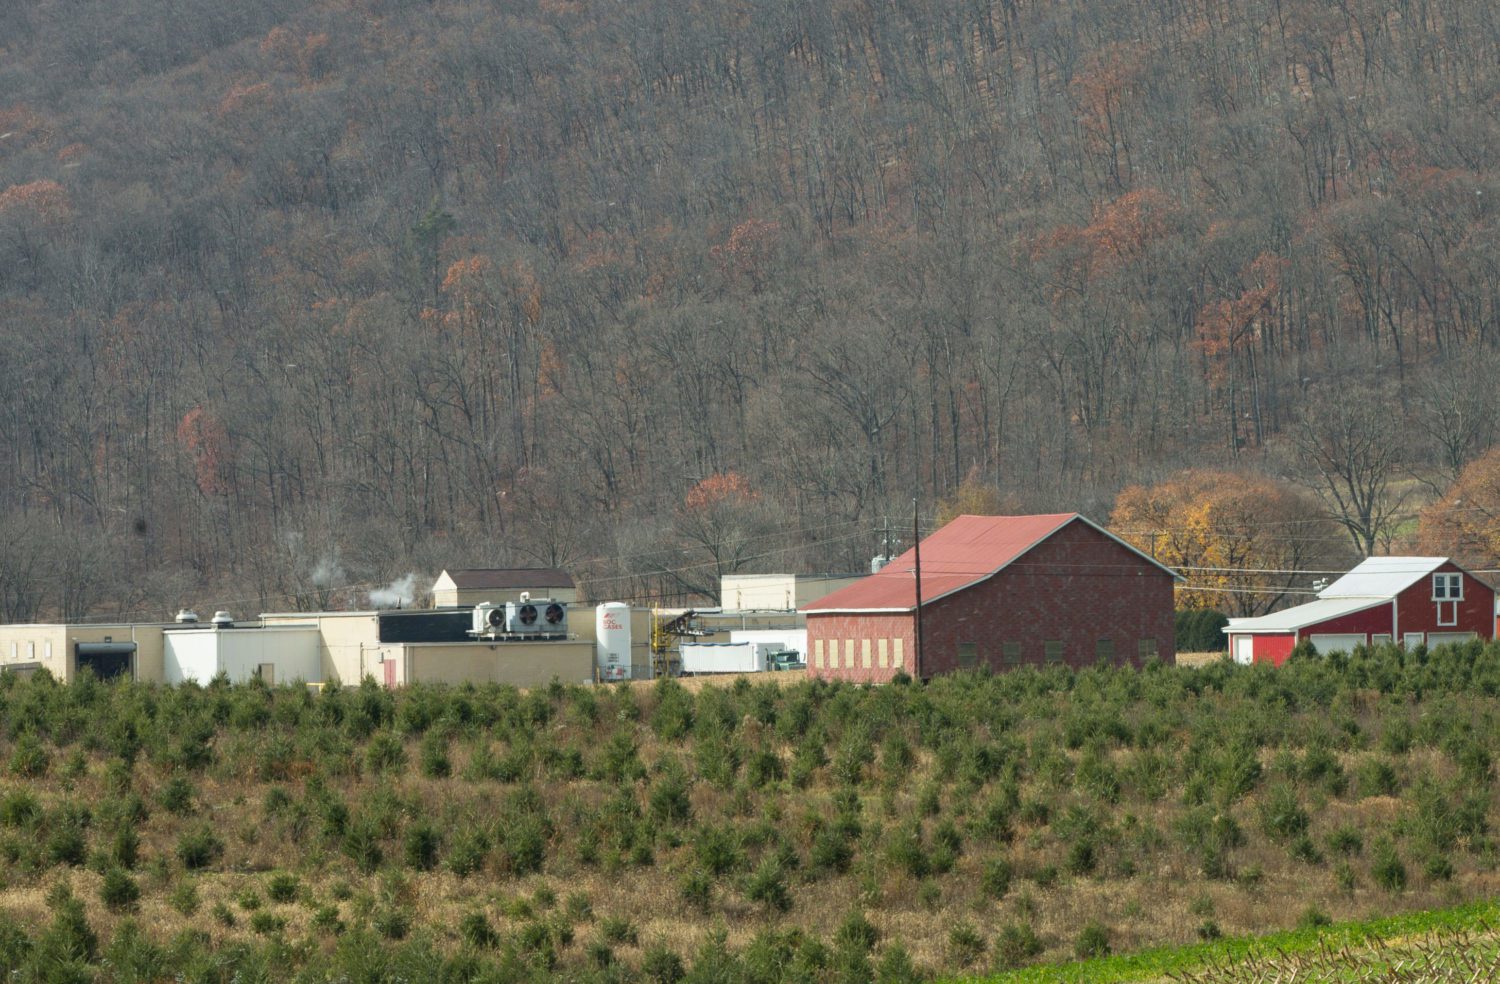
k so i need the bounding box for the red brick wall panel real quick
[808,519,1175,680]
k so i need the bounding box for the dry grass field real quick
[4,645,1500,981]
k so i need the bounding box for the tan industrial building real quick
[0,569,854,687]
[430,568,578,607]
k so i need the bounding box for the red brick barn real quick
[1224,557,1496,666]
[801,513,1180,682]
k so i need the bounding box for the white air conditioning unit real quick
[505,598,567,636]
[472,602,505,637]
[470,598,568,638]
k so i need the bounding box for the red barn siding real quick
[1393,563,1494,641]
[1293,604,1393,640]
[807,518,1175,682]
[1252,634,1296,666]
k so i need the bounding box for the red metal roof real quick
[803,513,1081,612]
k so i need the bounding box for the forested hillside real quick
[1,0,1497,616]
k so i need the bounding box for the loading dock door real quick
[75,642,136,681]
[1307,634,1365,656]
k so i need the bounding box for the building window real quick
[828,644,838,670]
[1372,634,1392,647]
[878,638,889,668]
[813,639,824,669]
[957,643,978,669]
[861,639,872,668]
[1138,638,1158,659]
[44,642,51,661]
[893,638,904,668]
[1095,639,1114,661]
[1044,641,1064,663]
[1002,642,1021,664]
[1433,573,1463,600]
[844,639,855,668]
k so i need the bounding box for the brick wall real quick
[807,519,1176,681]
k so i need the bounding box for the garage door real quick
[1427,632,1477,649]
[1233,637,1253,665]
[1308,634,1365,655]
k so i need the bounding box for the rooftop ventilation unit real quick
[175,609,200,624]
[210,611,235,628]
[469,598,568,639]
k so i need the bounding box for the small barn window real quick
[1002,642,1021,664]
[844,639,855,668]
[957,643,978,668]
[1095,639,1114,661]
[861,639,872,668]
[1433,573,1463,600]
[813,639,824,669]
[1044,641,1064,663]
[1138,638,1158,658]
[877,638,889,668]
[893,638,904,668]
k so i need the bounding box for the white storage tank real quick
[596,603,632,681]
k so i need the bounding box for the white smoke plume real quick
[369,573,418,609]
[311,555,344,588]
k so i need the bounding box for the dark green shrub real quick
[1297,906,1331,929]
[372,907,410,940]
[993,922,1042,969]
[1175,609,1228,652]
[834,910,879,952]
[947,921,985,967]
[981,856,1013,899]
[398,819,437,872]
[641,943,686,984]
[600,916,639,946]
[1372,839,1406,892]
[266,872,299,903]
[41,885,97,964]
[0,790,41,827]
[1357,757,1400,797]
[500,813,547,875]
[250,911,287,935]
[446,828,489,877]
[157,774,195,815]
[1327,824,1363,856]
[175,822,222,870]
[811,826,853,873]
[365,732,406,774]
[743,859,791,912]
[649,766,693,825]
[99,868,140,910]
[312,905,343,934]
[46,825,87,867]
[418,733,450,778]
[1424,852,1455,881]
[1075,921,1111,959]
[1065,838,1097,876]
[169,881,199,916]
[110,826,139,870]
[679,869,713,908]
[1258,784,1309,841]
[8,734,49,778]
[342,820,384,873]
[694,826,745,877]
[459,911,500,948]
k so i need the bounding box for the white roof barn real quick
[1223,556,1495,666]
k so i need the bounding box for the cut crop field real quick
[4,643,1500,982]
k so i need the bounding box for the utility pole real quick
[913,497,924,678]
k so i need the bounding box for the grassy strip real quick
[961,898,1500,984]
